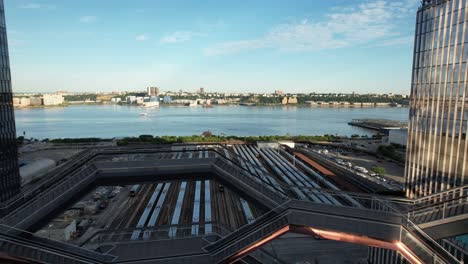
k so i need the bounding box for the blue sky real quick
[6,0,419,94]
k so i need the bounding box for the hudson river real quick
[14,105,409,139]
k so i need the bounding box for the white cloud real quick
[19,3,41,9]
[204,0,417,56]
[160,31,202,44]
[136,34,150,41]
[18,3,56,9]
[8,39,26,47]
[80,16,97,23]
[375,36,414,47]
[204,40,267,56]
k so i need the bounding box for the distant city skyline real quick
[6,0,418,94]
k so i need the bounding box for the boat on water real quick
[139,113,148,116]
[184,101,198,107]
[142,101,160,108]
[389,102,402,107]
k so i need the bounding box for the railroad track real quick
[87,178,263,244]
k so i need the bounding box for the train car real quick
[129,184,141,197]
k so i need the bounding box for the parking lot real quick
[307,144,405,190]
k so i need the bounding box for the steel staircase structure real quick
[408,186,468,240]
[0,145,465,263]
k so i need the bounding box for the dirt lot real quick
[19,148,84,164]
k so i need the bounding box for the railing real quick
[0,149,99,216]
[413,186,468,208]
[207,202,291,263]
[1,164,99,228]
[0,223,114,263]
[377,196,462,263]
[213,214,289,263]
[248,248,287,264]
[213,158,288,206]
[409,194,468,225]
[211,145,288,195]
[202,179,459,264]
[401,217,462,264]
[0,144,463,263]
[84,223,231,245]
[0,145,278,225]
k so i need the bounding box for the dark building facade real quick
[406,0,468,199]
[0,0,20,202]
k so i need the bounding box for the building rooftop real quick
[420,0,450,10]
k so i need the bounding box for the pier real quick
[348,118,407,133]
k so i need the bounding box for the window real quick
[463,45,468,61]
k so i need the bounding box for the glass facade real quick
[406,0,468,199]
[0,0,20,202]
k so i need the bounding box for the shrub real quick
[372,166,386,174]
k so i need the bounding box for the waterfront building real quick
[13,97,31,107]
[29,96,42,106]
[136,97,144,104]
[281,97,288,104]
[274,90,284,95]
[282,96,298,104]
[18,97,30,107]
[142,96,160,107]
[0,0,20,202]
[288,96,298,104]
[405,0,468,199]
[42,94,64,106]
[163,95,172,103]
[147,86,160,96]
[125,96,137,104]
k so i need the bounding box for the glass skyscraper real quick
[371,0,468,262]
[0,0,20,202]
[406,0,468,199]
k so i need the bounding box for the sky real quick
[5,0,419,94]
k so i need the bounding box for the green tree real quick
[372,166,386,174]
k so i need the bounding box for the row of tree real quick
[116,133,341,145]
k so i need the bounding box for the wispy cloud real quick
[204,0,417,56]
[8,39,26,47]
[80,16,97,23]
[160,31,202,44]
[19,3,41,9]
[374,36,414,47]
[18,3,56,9]
[136,34,150,41]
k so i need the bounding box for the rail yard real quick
[35,143,402,250]
[7,143,446,264]
[37,178,264,246]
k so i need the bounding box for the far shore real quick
[14,102,409,109]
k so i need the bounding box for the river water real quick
[14,105,409,139]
